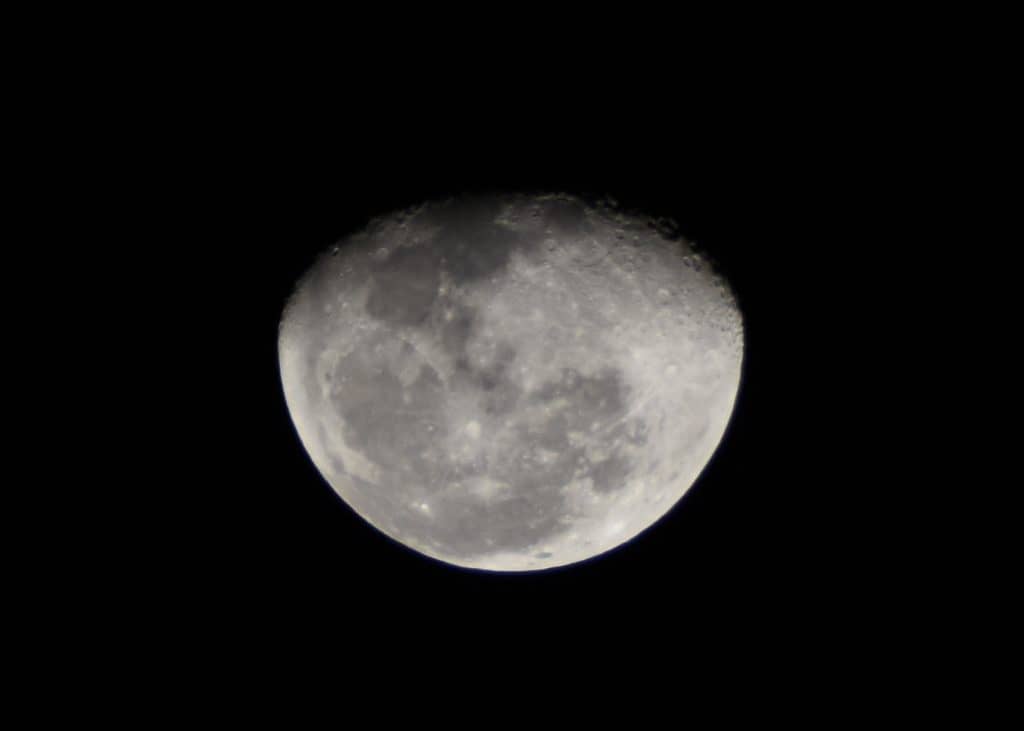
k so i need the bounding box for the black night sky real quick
[137,89,874,669]
[18,15,948,710]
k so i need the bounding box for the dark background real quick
[132,85,876,671]
[18,16,955,708]
[19,13,979,711]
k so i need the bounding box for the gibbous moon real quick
[279,193,743,571]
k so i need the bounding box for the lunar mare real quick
[279,193,743,571]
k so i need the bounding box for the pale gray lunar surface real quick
[279,194,743,571]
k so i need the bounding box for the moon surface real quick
[279,193,743,571]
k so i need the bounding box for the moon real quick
[278,193,743,571]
